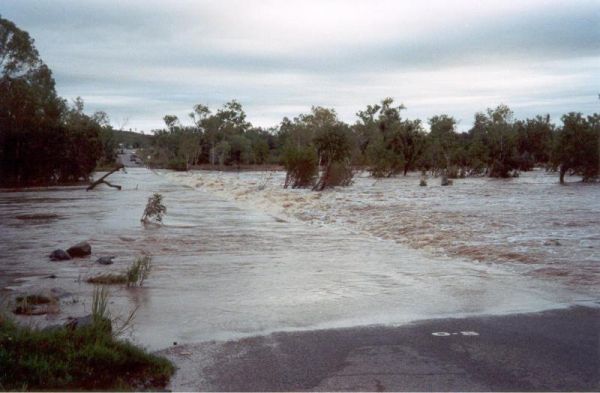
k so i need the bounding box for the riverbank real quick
[159,305,600,391]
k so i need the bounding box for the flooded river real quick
[0,167,598,350]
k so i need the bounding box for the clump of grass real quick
[13,294,59,315]
[0,290,174,390]
[91,286,110,326]
[15,294,52,305]
[86,273,128,285]
[141,193,166,223]
[86,256,152,288]
[126,256,152,287]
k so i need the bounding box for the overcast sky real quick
[2,0,599,132]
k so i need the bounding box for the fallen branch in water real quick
[87,164,125,191]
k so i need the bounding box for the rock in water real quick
[67,241,91,257]
[96,256,115,265]
[441,175,453,186]
[49,249,71,261]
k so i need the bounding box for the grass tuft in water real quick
[126,256,152,287]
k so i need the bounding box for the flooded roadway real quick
[0,167,597,351]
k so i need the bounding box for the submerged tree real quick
[552,113,599,184]
[141,193,167,223]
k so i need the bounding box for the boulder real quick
[49,249,71,261]
[96,256,115,265]
[67,241,91,257]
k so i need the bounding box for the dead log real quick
[87,164,125,191]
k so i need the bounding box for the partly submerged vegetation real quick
[125,255,152,287]
[0,288,174,391]
[141,194,167,224]
[86,256,153,287]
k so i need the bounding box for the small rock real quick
[96,256,116,265]
[67,241,91,258]
[544,239,561,246]
[49,249,71,261]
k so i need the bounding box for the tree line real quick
[146,98,599,188]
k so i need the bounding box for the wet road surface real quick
[160,306,600,391]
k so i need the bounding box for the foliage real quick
[141,193,166,223]
[126,256,152,287]
[358,99,427,177]
[0,17,106,186]
[312,109,355,190]
[0,292,173,390]
[282,145,318,188]
[167,157,188,171]
[552,113,599,183]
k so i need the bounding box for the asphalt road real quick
[117,150,143,167]
[160,306,599,391]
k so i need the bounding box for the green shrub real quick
[282,146,318,188]
[314,160,354,191]
[167,158,188,171]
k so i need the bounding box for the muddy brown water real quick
[0,168,598,351]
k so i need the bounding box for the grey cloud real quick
[1,0,598,130]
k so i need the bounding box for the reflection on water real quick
[0,168,597,350]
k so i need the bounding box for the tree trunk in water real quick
[87,164,125,191]
[559,166,566,184]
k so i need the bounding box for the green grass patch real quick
[0,293,174,390]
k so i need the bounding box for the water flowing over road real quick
[0,168,598,350]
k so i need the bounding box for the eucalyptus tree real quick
[553,112,599,183]
[0,16,105,185]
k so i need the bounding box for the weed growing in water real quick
[141,193,166,223]
[126,255,152,287]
